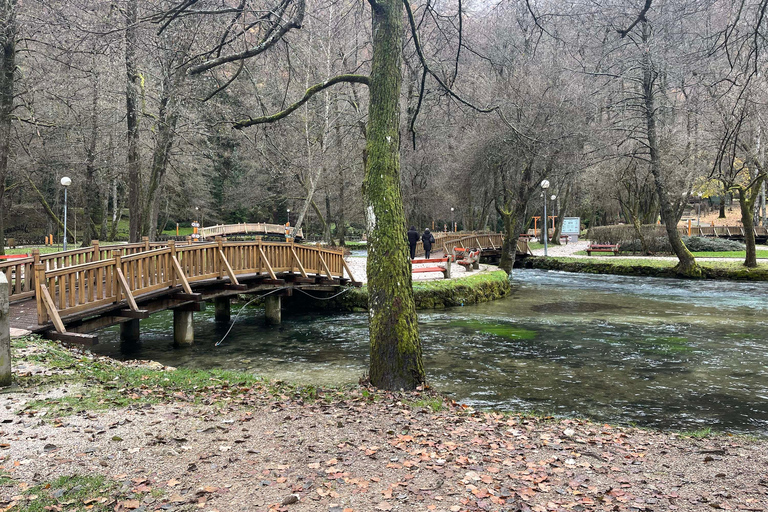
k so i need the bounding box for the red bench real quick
[0,254,29,260]
[411,257,451,278]
[586,244,619,256]
[457,249,480,271]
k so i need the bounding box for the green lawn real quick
[552,256,768,271]
[574,250,768,258]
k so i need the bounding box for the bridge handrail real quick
[1,239,164,303]
[199,222,304,239]
[34,239,349,325]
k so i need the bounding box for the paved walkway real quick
[343,253,498,284]
[529,238,766,262]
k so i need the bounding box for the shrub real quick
[682,236,745,252]
[617,236,671,254]
[588,224,665,244]
[617,235,745,254]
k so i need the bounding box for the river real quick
[91,269,768,435]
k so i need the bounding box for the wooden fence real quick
[677,225,768,239]
[34,239,351,331]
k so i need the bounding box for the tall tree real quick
[0,0,16,255]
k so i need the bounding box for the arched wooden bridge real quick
[4,237,356,345]
[200,222,304,240]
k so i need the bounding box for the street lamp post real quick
[451,207,455,232]
[541,180,550,256]
[61,176,72,250]
[287,208,290,225]
[697,193,702,227]
[550,194,557,242]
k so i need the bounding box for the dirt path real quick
[2,340,768,512]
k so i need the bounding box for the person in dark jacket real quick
[422,228,435,259]
[407,226,420,259]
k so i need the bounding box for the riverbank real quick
[296,258,512,311]
[524,256,768,280]
[2,336,768,512]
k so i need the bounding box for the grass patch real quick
[12,335,364,416]
[15,474,155,512]
[691,250,768,258]
[405,397,444,412]
[680,426,713,439]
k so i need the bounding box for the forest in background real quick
[0,0,766,255]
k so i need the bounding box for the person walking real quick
[407,226,420,259]
[422,228,435,259]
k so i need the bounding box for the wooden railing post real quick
[216,236,224,279]
[91,240,100,262]
[113,250,122,303]
[168,240,177,288]
[35,263,47,324]
[186,236,193,246]
[142,236,150,252]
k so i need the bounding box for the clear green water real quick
[92,270,768,435]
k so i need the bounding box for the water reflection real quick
[92,269,768,435]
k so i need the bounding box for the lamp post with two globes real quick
[540,180,550,256]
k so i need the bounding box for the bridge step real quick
[116,309,150,319]
[46,331,99,346]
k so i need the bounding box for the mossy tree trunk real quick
[737,176,766,268]
[365,0,424,390]
[641,22,699,277]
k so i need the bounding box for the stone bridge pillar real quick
[265,295,281,325]
[174,309,195,346]
[214,297,231,322]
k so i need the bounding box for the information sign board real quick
[562,217,580,234]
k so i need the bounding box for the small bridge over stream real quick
[5,237,357,346]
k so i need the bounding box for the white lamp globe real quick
[61,176,72,187]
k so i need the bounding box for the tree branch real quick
[618,0,653,38]
[233,74,370,129]
[186,0,306,75]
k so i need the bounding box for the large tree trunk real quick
[142,91,179,241]
[641,22,699,276]
[125,0,142,243]
[0,0,15,256]
[365,0,424,390]
[83,76,102,244]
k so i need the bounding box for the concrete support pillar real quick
[214,296,231,322]
[0,274,10,387]
[265,295,281,325]
[119,319,140,344]
[173,309,195,346]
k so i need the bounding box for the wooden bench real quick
[586,244,619,256]
[559,235,570,244]
[518,234,534,242]
[457,249,480,271]
[411,257,451,278]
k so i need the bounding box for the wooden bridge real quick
[200,222,304,240]
[414,232,526,261]
[678,225,768,243]
[5,237,356,346]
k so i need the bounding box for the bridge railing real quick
[1,238,162,303]
[414,231,495,257]
[438,233,505,258]
[675,225,768,239]
[34,239,349,326]
[200,223,304,240]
